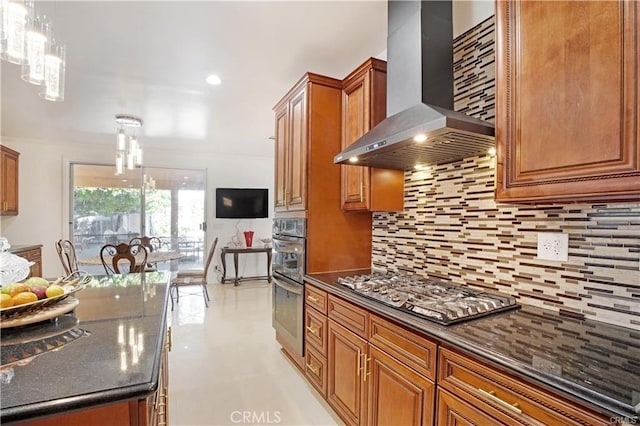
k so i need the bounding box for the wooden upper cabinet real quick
[274,103,288,211]
[273,85,307,212]
[1,145,19,216]
[495,0,640,203]
[341,58,404,212]
[288,88,307,210]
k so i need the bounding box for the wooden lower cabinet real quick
[368,345,435,426]
[318,288,438,426]
[437,388,500,426]
[437,347,609,426]
[327,319,368,426]
[302,285,612,426]
[305,344,328,398]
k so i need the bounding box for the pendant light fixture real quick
[1,0,31,64]
[38,40,65,101]
[1,0,66,102]
[21,13,49,84]
[115,114,144,176]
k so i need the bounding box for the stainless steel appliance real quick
[334,0,495,170]
[337,272,519,325]
[271,218,306,360]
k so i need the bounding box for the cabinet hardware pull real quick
[478,388,522,414]
[363,355,371,382]
[307,295,319,303]
[306,325,318,335]
[357,349,362,377]
[306,363,320,375]
[167,326,172,352]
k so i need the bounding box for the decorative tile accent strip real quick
[371,16,640,329]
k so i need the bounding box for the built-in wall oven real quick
[271,218,306,360]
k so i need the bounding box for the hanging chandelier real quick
[0,0,66,101]
[115,114,143,175]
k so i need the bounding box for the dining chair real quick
[129,236,163,270]
[170,237,218,310]
[100,243,148,275]
[129,236,163,252]
[55,239,79,276]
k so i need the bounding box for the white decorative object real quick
[0,251,33,286]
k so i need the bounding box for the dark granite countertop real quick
[0,271,170,424]
[306,270,640,421]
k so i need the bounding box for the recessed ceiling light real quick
[183,176,189,179]
[206,74,221,85]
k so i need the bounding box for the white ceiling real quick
[1,1,389,158]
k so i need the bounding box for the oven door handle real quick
[273,277,303,296]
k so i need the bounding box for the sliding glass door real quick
[70,164,206,275]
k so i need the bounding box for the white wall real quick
[453,0,494,37]
[0,137,274,280]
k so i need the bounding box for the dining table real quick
[78,251,184,267]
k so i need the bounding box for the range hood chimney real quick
[334,0,494,171]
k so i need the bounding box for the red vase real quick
[244,231,254,248]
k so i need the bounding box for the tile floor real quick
[168,281,342,426]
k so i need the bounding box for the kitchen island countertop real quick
[306,270,639,421]
[0,271,170,424]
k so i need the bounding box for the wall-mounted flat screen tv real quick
[215,188,269,219]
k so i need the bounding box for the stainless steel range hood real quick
[334,0,494,171]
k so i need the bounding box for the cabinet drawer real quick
[305,345,327,399]
[438,348,609,426]
[305,305,328,356]
[436,388,500,426]
[305,284,327,315]
[369,314,437,381]
[328,295,369,339]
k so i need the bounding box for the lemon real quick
[0,293,12,308]
[45,285,65,298]
[12,291,38,306]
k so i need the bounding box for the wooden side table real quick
[220,247,272,285]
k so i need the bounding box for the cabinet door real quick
[368,346,435,426]
[495,0,640,203]
[287,87,307,211]
[274,103,288,211]
[327,320,368,426]
[341,72,371,211]
[1,146,19,216]
[341,60,404,212]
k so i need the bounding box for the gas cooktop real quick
[337,273,519,325]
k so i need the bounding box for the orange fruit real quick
[12,291,38,306]
[10,283,32,297]
[0,293,12,308]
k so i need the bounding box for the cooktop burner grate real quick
[337,273,519,325]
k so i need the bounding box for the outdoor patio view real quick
[71,164,206,275]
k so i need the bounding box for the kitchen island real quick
[305,270,639,425]
[0,271,171,425]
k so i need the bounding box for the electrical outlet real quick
[537,232,569,261]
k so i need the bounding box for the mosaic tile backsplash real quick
[371,17,640,329]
